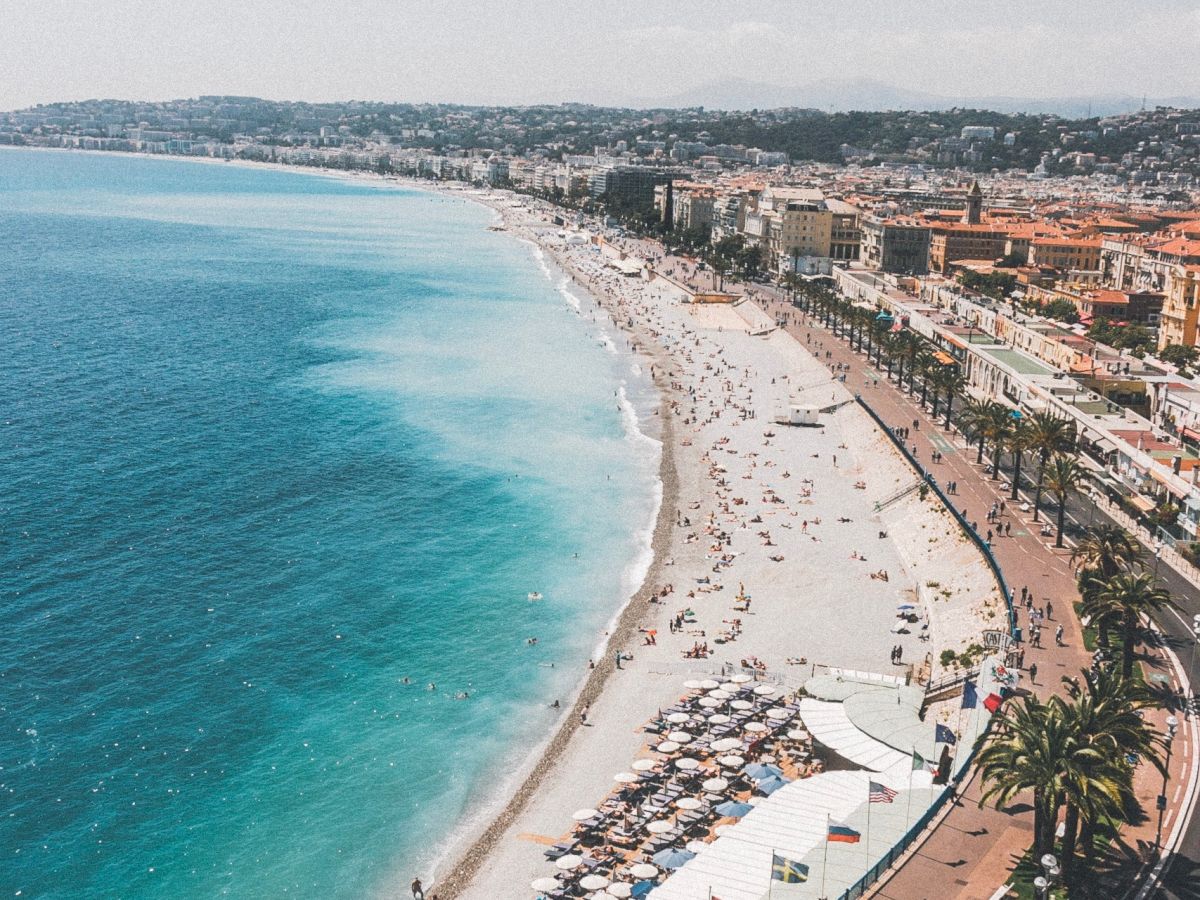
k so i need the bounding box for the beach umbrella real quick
[753,684,777,696]
[699,679,720,690]
[629,863,658,879]
[708,689,732,700]
[698,697,720,708]
[891,620,907,633]
[675,757,700,771]
[614,772,639,783]
[572,808,598,821]
[755,774,790,796]
[710,737,741,752]
[646,819,673,834]
[668,730,693,743]
[630,882,655,899]
[719,682,739,691]
[631,759,657,772]
[718,754,745,768]
[656,741,680,753]
[592,892,619,900]
[730,674,753,684]
[608,884,633,899]
[676,797,703,811]
[743,721,768,733]
[759,755,777,764]
[715,800,754,817]
[531,877,560,891]
[667,712,690,724]
[745,763,783,780]
[702,776,729,792]
[682,680,703,689]
[766,708,790,720]
[708,714,731,725]
[786,729,809,741]
[730,700,753,711]
[580,874,610,891]
[651,848,696,869]
[685,839,709,853]
[556,853,583,870]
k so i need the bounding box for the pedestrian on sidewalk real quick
[1047,600,1053,620]
[1005,521,1011,537]
[1055,624,1064,646]
[1029,662,1038,684]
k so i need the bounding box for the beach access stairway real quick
[873,479,925,513]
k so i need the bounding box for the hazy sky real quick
[4,0,1199,110]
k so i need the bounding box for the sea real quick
[0,149,661,898]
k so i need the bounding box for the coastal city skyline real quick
[4,1,1200,112]
[7,7,1200,900]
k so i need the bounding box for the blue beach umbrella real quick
[631,881,655,898]
[744,763,783,781]
[715,800,754,817]
[755,774,790,796]
[651,847,696,869]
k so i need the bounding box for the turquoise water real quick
[0,150,660,898]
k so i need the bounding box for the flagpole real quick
[905,752,915,830]
[866,781,872,868]
[821,814,830,899]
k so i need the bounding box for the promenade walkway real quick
[746,291,1192,899]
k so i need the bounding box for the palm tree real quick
[940,368,966,430]
[1007,420,1033,500]
[976,695,1070,861]
[914,349,937,407]
[1044,454,1086,547]
[1025,411,1075,522]
[1072,526,1142,648]
[959,398,993,465]
[981,404,1015,480]
[1057,668,1166,880]
[1095,571,1177,677]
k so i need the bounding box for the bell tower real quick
[963,180,983,225]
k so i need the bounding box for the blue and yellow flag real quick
[771,852,809,882]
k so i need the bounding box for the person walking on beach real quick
[412,877,425,900]
[580,704,590,726]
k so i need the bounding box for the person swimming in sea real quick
[527,637,538,645]
[427,682,436,691]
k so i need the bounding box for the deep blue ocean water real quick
[0,150,659,898]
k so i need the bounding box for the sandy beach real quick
[427,192,1001,899]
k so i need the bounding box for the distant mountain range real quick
[619,77,1200,117]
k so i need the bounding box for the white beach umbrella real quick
[572,808,599,821]
[631,759,657,772]
[556,853,583,870]
[667,712,690,724]
[614,772,639,783]
[787,728,809,741]
[685,840,709,854]
[683,679,703,689]
[766,708,790,720]
[753,684,777,696]
[698,697,720,709]
[708,689,732,700]
[531,876,560,891]
[646,819,673,834]
[730,674,753,684]
[608,884,633,899]
[719,682,739,691]
[592,892,619,900]
[668,730,693,743]
[656,740,680,753]
[702,777,729,792]
[630,863,659,878]
[708,714,731,724]
[675,757,700,771]
[580,874,610,891]
[730,700,753,711]
[718,754,745,768]
[743,721,768,733]
[759,755,776,764]
[710,737,742,752]
[676,797,703,810]
[699,679,720,690]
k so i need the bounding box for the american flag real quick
[869,780,898,803]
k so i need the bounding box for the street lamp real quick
[1035,852,1059,899]
[1156,715,1180,851]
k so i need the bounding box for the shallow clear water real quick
[0,150,659,898]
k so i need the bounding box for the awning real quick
[1182,427,1200,442]
[1130,494,1158,512]
[932,351,956,365]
